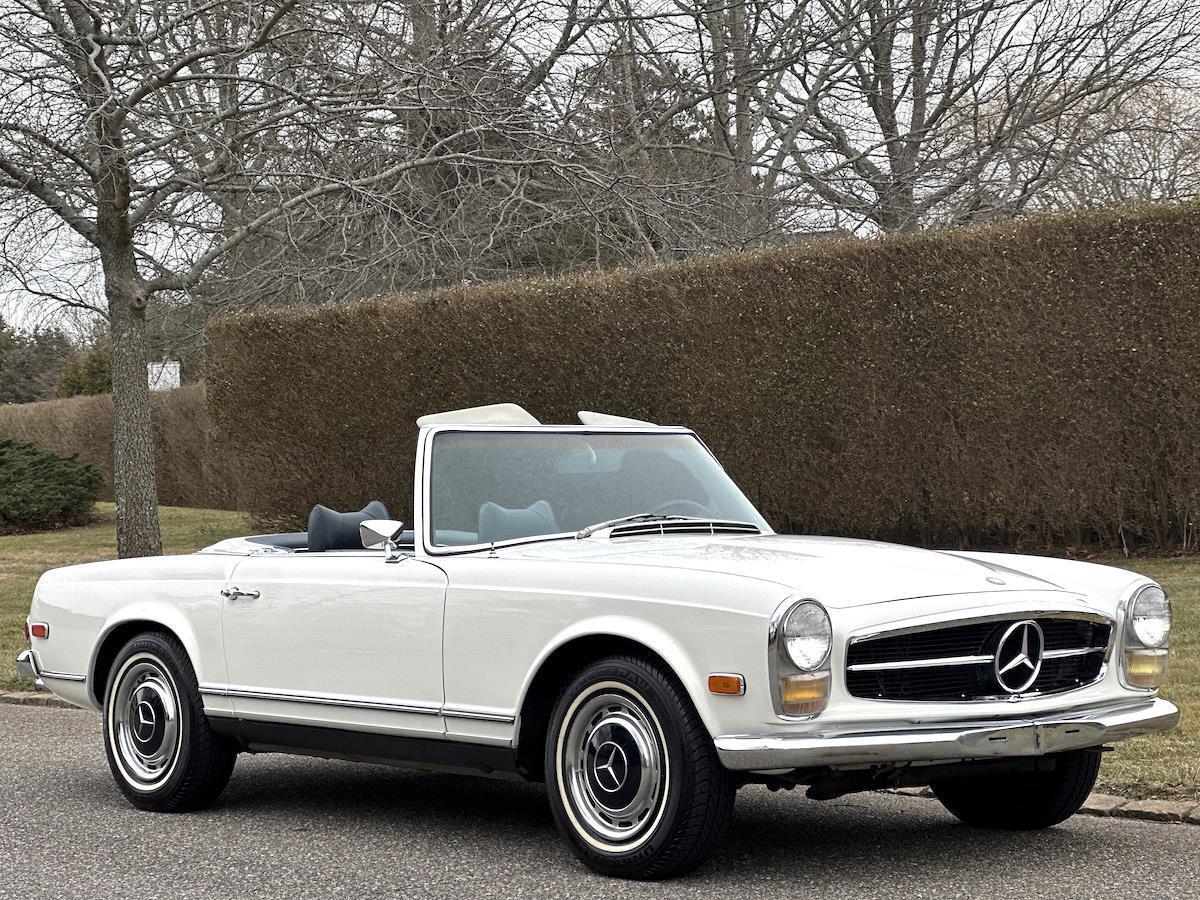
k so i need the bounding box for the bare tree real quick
[1016,81,1200,212]
[761,0,1200,231]
[0,0,607,556]
[526,0,1200,241]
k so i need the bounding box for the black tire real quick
[932,748,1102,829]
[102,630,236,812]
[545,654,737,880]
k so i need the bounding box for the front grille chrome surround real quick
[846,611,1113,702]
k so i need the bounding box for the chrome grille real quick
[609,521,761,539]
[846,615,1111,701]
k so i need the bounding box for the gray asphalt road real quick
[1,703,1195,900]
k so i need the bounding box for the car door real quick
[218,552,448,738]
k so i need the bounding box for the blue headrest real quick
[307,500,390,552]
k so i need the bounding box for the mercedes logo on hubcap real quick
[133,698,157,744]
[994,620,1044,694]
[592,741,629,793]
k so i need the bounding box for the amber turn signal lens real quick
[1124,648,1168,689]
[780,672,830,716]
[708,673,746,695]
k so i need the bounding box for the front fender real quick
[517,613,762,740]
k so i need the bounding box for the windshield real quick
[427,431,768,548]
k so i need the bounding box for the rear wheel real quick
[931,748,1102,829]
[545,655,737,879]
[103,631,236,812]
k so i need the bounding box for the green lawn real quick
[1,509,1195,799]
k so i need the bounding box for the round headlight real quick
[1129,585,1171,648]
[782,600,832,671]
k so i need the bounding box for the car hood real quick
[507,534,1070,608]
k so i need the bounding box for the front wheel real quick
[545,655,737,879]
[932,748,1102,829]
[103,631,236,812]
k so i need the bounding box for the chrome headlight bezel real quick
[1120,583,1171,691]
[769,597,833,719]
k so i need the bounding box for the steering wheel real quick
[648,499,709,517]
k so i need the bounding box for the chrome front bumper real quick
[714,697,1180,771]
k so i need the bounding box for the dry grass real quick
[1096,557,1198,801]
[2,511,1194,799]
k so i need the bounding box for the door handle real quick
[220,587,260,601]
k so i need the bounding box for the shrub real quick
[0,438,103,532]
[206,202,1200,552]
[0,384,236,509]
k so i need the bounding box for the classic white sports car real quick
[18,404,1178,879]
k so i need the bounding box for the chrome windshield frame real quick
[414,424,769,558]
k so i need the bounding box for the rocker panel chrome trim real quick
[441,706,518,724]
[198,686,517,723]
[198,685,441,716]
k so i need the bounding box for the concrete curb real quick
[3,693,1196,824]
[1,690,77,709]
[888,786,1199,825]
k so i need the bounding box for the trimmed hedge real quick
[0,438,102,532]
[0,384,235,510]
[206,203,1200,551]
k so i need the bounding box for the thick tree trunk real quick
[106,274,162,558]
[52,1,163,557]
[877,181,921,233]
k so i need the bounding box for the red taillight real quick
[29,623,48,639]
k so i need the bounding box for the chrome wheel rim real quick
[558,682,668,850]
[108,654,181,789]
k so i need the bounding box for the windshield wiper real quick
[575,513,693,539]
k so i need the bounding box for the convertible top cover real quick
[416,403,657,428]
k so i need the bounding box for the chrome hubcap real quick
[111,657,181,786]
[560,686,667,848]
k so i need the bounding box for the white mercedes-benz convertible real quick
[18,404,1178,879]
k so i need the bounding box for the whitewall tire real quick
[102,631,236,812]
[545,655,737,879]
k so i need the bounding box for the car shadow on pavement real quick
[179,754,1130,887]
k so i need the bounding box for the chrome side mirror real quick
[360,519,406,562]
